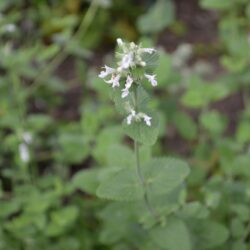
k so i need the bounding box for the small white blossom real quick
[105,74,120,88]
[121,89,129,98]
[99,39,157,127]
[19,143,30,163]
[126,109,152,127]
[117,38,124,47]
[118,52,134,70]
[142,114,152,126]
[126,109,136,125]
[145,74,157,87]
[99,65,115,78]
[121,75,133,98]
[140,48,156,54]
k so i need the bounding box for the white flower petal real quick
[142,48,155,54]
[105,74,120,88]
[19,143,30,163]
[125,75,133,88]
[117,38,124,47]
[119,52,133,70]
[121,88,129,98]
[98,65,115,79]
[145,74,157,87]
[126,109,136,125]
[143,114,152,126]
[127,114,133,125]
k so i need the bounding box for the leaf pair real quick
[97,157,190,201]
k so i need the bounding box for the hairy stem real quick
[134,87,156,218]
[134,140,156,217]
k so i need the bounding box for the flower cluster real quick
[99,38,157,127]
[127,109,152,127]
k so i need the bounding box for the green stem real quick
[11,74,34,183]
[134,140,156,217]
[28,0,99,94]
[134,87,156,218]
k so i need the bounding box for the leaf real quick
[71,168,100,195]
[181,80,230,108]
[26,114,53,132]
[200,111,227,135]
[143,51,160,74]
[231,154,250,177]
[137,0,175,34]
[57,133,90,164]
[236,121,250,144]
[123,111,159,145]
[46,206,79,237]
[93,126,124,163]
[37,44,60,62]
[97,157,189,201]
[154,51,172,86]
[143,157,190,196]
[179,202,209,219]
[200,0,235,10]
[112,85,150,115]
[173,112,197,140]
[96,168,144,201]
[113,86,159,145]
[190,220,229,249]
[150,217,192,250]
[107,144,135,168]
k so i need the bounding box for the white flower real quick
[117,38,124,47]
[121,89,129,98]
[126,109,136,125]
[145,74,157,87]
[105,74,120,88]
[19,143,30,163]
[142,114,152,126]
[141,48,155,54]
[126,109,152,126]
[119,52,133,70]
[99,65,115,78]
[121,75,133,98]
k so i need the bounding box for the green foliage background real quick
[0,0,250,249]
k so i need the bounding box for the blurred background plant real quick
[0,0,250,249]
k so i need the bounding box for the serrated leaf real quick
[154,51,171,85]
[143,52,160,74]
[123,111,159,145]
[107,144,134,168]
[97,157,189,201]
[143,157,190,196]
[137,0,175,34]
[96,168,144,201]
[71,168,100,195]
[190,220,229,249]
[150,217,192,250]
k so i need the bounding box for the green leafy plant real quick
[73,39,229,249]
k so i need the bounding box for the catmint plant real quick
[72,38,229,249]
[97,38,190,217]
